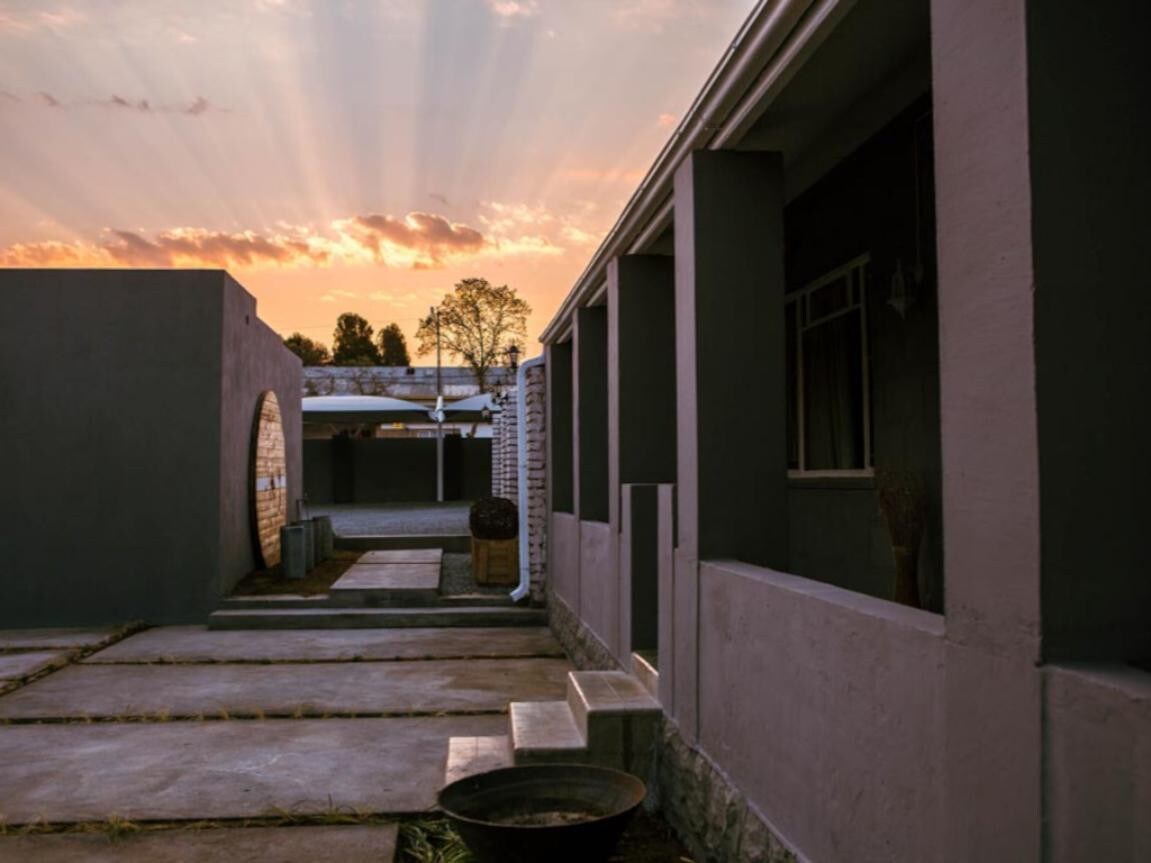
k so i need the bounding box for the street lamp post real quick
[433,307,444,503]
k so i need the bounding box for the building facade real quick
[0,270,302,626]
[539,1,1150,860]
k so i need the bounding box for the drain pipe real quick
[510,354,545,603]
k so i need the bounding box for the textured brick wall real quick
[490,396,519,502]
[524,364,548,604]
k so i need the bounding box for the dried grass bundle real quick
[875,468,927,549]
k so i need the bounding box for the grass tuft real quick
[399,819,473,863]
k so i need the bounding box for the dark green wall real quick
[783,95,944,611]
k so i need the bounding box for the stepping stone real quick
[0,628,119,650]
[510,701,587,764]
[359,549,443,565]
[208,606,547,630]
[445,735,512,786]
[86,626,565,664]
[0,824,398,863]
[0,650,69,681]
[329,564,440,607]
[0,658,573,719]
[0,716,504,824]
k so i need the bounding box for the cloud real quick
[0,206,581,272]
[319,288,358,302]
[5,90,226,116]
[558,167,646,185]
[429,192,450,207]
[479,201,602,254]
[336,212,486,269]
[611,0,705,32]
[0,226,331,269]
[368,289,419,308]
[486,0,539,20]
[0,7,86,33]
[658,113,677,128]
[0,89,21,103]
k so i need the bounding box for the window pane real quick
[802,309,864,469]
[808,275,849,321]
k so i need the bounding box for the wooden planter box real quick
[472,536,519,586]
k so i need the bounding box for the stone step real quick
[509,700,587,765]
[219,595,332,611]
[567,671,662,774]
[207,607,547,631]
[220,593,514,612]
[444,735,513,786]
[328,563,441,608]
[335,534,471,553]
[631,651,660,701]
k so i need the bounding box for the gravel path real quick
[309,503,470,536]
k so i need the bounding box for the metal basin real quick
[437,764,647,863]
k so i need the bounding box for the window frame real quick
[786,253,873,479]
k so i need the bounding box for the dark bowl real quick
[437,764,647,863]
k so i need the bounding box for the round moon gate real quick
[250,390,289,568]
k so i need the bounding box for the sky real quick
[0,0,758,357]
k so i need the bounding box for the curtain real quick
[803,310,863,469]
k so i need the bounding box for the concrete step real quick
[219,595,332,611]
[328,563,441,608]
[335,534,471,553]
[220,592,514,612]
[509,701,587,765]
[567,671,662,774]
[207,606,547,630]
[631,651,660,701]
[444,735,513,786]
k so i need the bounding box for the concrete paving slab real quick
[0,715,504,823]
[444,735,512,786]
[87,626,565,663]
[0,824,398,862]
[0,650,69,681]
[0,658,572,719]
[359,549,443,565]
[0,628,119,650]
[332,564,441,592]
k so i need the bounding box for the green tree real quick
[417,278,530,392]
[283,332,331,366]
[331,312,380,366]
[377,322,411,366]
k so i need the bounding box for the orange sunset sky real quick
[0,0,757,356]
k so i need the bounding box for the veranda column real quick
[608,255,676,657]
[672,149,788,737]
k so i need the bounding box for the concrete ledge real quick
[702,558,946,638]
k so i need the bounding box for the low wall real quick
[696,561,946,863]
[549,512,580,609]
[303,438,490,503]
[578,519,619,661]
[1045,664,1151,862]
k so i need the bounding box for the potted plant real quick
[470,497,519,586]
[875,468,927,608]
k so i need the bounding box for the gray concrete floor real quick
[0,623,573,855]
[0,825,398,862]
[310,502,470,536]
[0,657,571,719]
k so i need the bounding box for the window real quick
[786,255,872,475]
